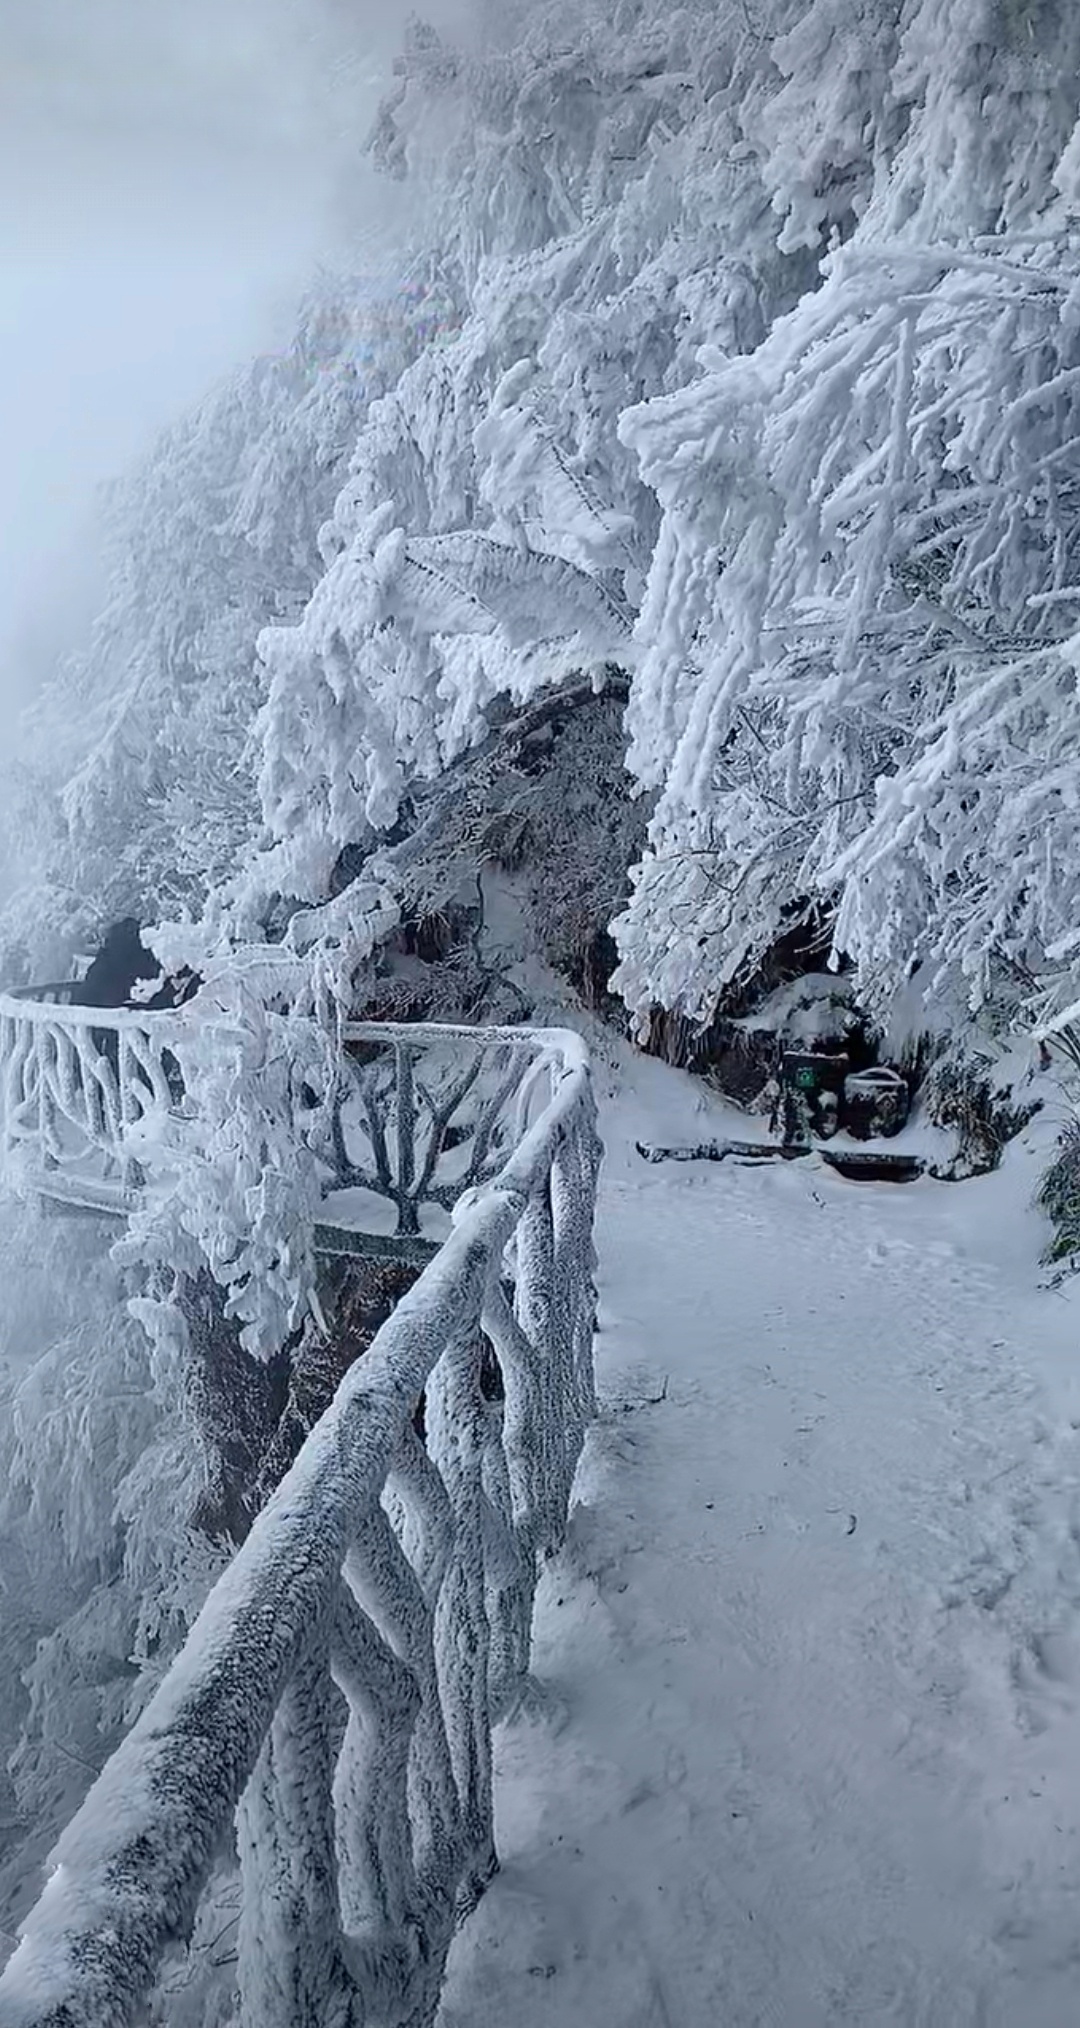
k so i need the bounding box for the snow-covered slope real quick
[441,1043,1080,2026]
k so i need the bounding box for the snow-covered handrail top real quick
[0,987,189,1030]
[0,993,587,1059]
[343,1017,588,1061]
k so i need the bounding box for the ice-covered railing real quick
[0,986,189,1212]
[0,1024,601,2028]
[0,990,545,1238]
[328,1022,546,1239]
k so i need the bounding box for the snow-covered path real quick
[441,1053,1080,2027]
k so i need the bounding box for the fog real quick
[0,0,471,701]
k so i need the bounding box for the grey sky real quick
[0,0,470,692]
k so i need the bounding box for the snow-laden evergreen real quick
[9,0,1080,1039]
[616,229,1080,1024]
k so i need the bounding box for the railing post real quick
[118,1032,146,1192]
[475,1329,532,1715]
[36,1029,58,1171]
[235,1624,362,2028]
[395,1043,420,1235]
[0,1009,11,1164]
[426,1312,497,1910]
[512,1179,563,1557]
[551,1109,602,1430]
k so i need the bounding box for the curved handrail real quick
[0,1016,601,2028]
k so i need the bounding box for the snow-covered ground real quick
[441,1044,1080,2027]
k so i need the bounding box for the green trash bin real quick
[779,1051,849,1149]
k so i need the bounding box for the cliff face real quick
[352,677,649,1027]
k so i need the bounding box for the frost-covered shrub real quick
[923,1055,1041,1181]
[1037,1119,1080,1271]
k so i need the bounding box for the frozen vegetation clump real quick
[1036,1118,1080,1274]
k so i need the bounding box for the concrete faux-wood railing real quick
[0,998,602,2028]
[0,989,562,1257]
[0,983,187,1215]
